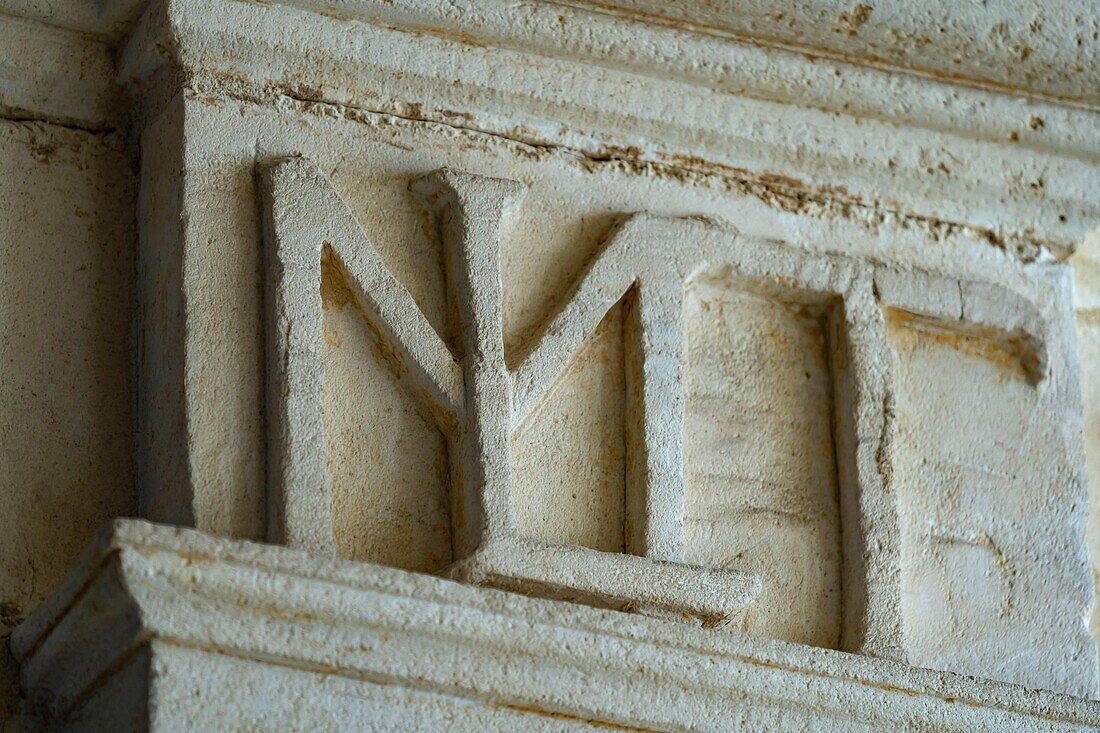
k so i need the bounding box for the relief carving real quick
[259,156,1069,670]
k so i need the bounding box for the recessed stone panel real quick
[511,303,627,554]
[321,247,453,573]
[888,312,1088,695]
[683,273,842,648]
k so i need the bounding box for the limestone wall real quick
[2,0,1100,728]
[161,87,1094,694]
[0,13,136,725]
[0,120,134,726]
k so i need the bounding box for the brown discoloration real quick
[449,459,465,537]
[175,551,214,568]
[886,310,1042,386]
[320,240,455,571]
[271,93,1054,263]
[838,4,874,36]
[1075,308,1100,328]
[620,284,644,559]
[409,193,463,357]
[320,244,411,381]
[319,242,356,311]
[0,601,22,629]
[438,109,475,124]
[495,701,649,731]
[511,292,627,554]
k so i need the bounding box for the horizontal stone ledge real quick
[444,538,762,626]
[12,519,1100,731]
[118,0,1100,261]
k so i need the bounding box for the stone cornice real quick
[0,12,124,131]
[257,0,1100,150]
[114,0,1099,260]
[561,1,1100,110]
[12,520,1100,730]
[2,1,1096,257]
[10,0,1099,111]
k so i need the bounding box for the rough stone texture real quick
[0,117,135,727]
[564,0,1100,107]
[0,15,121,129]
[118,0,1100,561]
[1073,232,1100,651]
[118,0,1100,256]
[256,145,1095,693]
[262,158,763,625]
[888,309,1089,696]
[3,0,1100,728]
[322,249,454,571]
[12,520,1100,732]
[0,13,137,726]
[511,304,627,553]
[117,74,1094,690]
[682,276,843,648]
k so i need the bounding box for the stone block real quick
[12,521,1100,731]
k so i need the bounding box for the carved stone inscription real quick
[260,156,1082,679]
[262,157,768,626]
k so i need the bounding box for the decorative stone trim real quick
[118,0,1100,258]
[12,520,1100,731]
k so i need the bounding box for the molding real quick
[559,1,1100,110]
[446,538,762,626]
[115,0,1100,261]
[2,0,1096,253]
[12,520,1100,730]
[0,12,124,130]
[5,0,1099,110]
[258,0,1100,145]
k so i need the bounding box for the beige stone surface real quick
[322,267,453,572]
[168,89,999,546]
[123,0,1100,579]
[254,139,1095,695]
[682,275,842,648]
[120,0,1100,257]
[3,0,1100,727]
[0,15,120,130]
[1073,231,1100,653]
[262,157,764,625]
[566,0,1100,107]
[890,316,1090,696]
[12,520,1100,731]
[0,119,134,725]
[512,306,627,553]
[126,85,1092,690]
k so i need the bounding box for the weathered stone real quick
[0,117,135,725]
[4,0,1100,728]
[12,521,1100,732]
